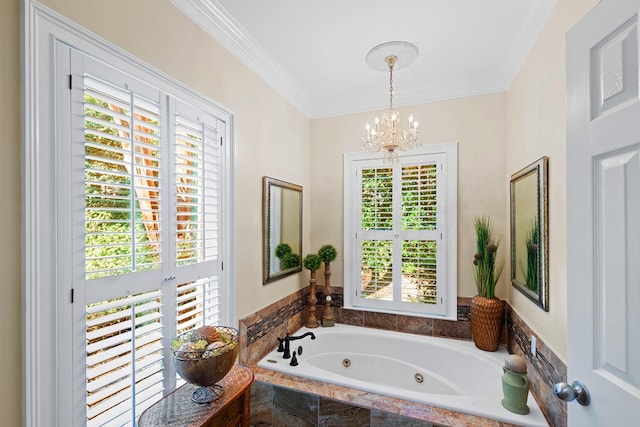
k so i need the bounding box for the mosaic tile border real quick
[506,306,566,427]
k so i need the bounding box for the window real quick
[55,46,231,425]
[343,144,457,319]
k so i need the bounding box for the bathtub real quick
[257,324,549,426]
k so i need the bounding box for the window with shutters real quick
[343,144,457,318]
[59,47,232,426]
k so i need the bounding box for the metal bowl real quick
[171,326,239,387]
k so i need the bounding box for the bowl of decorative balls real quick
[171,325,239,403]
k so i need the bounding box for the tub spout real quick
[289,332,316,341]
[277,332,315,360]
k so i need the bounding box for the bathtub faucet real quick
[277,332,316,359]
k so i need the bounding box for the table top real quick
[138,364,254,427]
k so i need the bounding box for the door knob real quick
[554,380,590,406]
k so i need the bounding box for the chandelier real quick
[362,41,420,163]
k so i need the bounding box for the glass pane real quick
[360,240,393,300]
[402,164,437,230]
[361,167,393,230]
[84,80,162,280]
[85,290,163,426]
[176,277,220,335]
[176,114,220,265]
[401,240,437,304]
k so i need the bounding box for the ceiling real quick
[172,0,557,118]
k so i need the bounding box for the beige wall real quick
[1,0,23,425]
[311,93,508,298]
[505,0,597,361]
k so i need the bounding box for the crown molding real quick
[171,0,313,116]
[172,0,556,119]
[501,0,558,86]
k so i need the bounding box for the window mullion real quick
[161,95,178,394]
[392,162,403,305]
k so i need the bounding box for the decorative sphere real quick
[505,354,527,374]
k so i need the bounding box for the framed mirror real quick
[510,156,549,311]
[263,177,303,284]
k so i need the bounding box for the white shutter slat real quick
[84,77,162,281]
[401,240,438,304]
[85,288,163,425]
[175,111,219,267]
[402,163,437,231]
[87,314,162,357]
[361,167,393,231]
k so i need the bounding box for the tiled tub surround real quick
[256,324,547,426]
[251,376,519,427]
[505,306,566,427]
[240,287,565,426]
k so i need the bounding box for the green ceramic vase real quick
[501,367,530,415]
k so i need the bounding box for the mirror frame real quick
[262,176,303,285]
[510,156,549,311]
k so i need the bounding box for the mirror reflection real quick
[263,177,302,284]
[510,156,548,311]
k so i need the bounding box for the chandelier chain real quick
[389,64,394,111]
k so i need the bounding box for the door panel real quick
[567,0,640,425]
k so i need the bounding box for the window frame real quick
[343,143,458,320]
[23,3,235,426]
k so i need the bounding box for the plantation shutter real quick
[354,155,445,315]
[79,58,167,427]
[173,100,222,336]
[70,52,226,426]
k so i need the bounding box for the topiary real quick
[275,243,292,259]
[317,244,337,263]
[281,253,300,269]
[303,253,322,271]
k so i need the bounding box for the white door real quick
[567,0,640,425]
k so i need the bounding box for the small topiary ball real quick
[303,253,322,271]
[281,253,300,269]
[275,243,292,259]
[318,244,337,263]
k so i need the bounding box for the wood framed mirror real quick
[263,177,303,284]
[510,156,549,311]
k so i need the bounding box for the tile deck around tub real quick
[251,365,549,427]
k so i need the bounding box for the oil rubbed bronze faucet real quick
[277,332,316,359]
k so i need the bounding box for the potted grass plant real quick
[470,216,505,351]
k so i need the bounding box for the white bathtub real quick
[257,324,549,426]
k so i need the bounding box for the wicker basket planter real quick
[470,295,504,351]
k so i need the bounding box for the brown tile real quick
[505,305,566,427]
[251,381,273,426]
[273,386,318,427]
[397,315,433,336]
[338,308,364,326]
[371,409,433,426]
[432,318,471,340]
[319,398,370,426]
[363,311,397,330]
